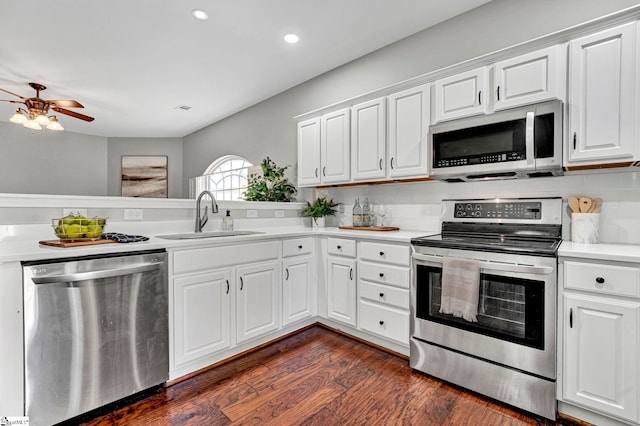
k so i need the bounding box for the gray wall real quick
[107,137,183,198]
[0,121,108,195]
[182,0,640,197]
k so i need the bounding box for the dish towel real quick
[101,233,149,243]
[439,256,481,322]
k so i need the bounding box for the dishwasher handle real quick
[31,261,165,285]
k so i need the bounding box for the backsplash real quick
[318,170,640,244]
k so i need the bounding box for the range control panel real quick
[453,201,542,219]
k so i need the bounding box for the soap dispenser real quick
[222,210,234,231]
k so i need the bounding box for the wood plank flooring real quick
[80,326,582,425]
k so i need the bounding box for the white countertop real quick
[559,241,640,263]
[0,226,432,264]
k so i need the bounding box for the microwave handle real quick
[412,253,553,275]
[525,111,535,167]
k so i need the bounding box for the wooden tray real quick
[338,226,400,231]
[39,239,116,248]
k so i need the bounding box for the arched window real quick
[190,155,253,200]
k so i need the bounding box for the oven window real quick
[416,265,544,349]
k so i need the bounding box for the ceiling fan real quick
[0,82,94,131]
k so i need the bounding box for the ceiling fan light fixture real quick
[284,33,300,44]
[24,120,42,130]
[191,9,208,21]
[35,114,51,126]
[46,116,64,131]
[10,109,27,124]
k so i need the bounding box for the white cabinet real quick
[351,98,386,181]
[297,108,351,187]
[387,84,430,178]
[320,108,351,184]
[357,241,410,346]
[236,260,281,344]
[297,117,321,186]
[0,262,24,416]
[567,22,637,165]
[434,45,566,123]
[282,237,315,326]
[494,44,566,110]
[434,67,489,122]
[560,257,640,424]
[173,269,231,366]
[327,237,357,327]
[563,293,639,422]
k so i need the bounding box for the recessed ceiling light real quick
[191,9,209,21]
[284,34,299,44]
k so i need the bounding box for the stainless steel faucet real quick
[195,190,219,232]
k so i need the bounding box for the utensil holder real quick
[571,213,600,243]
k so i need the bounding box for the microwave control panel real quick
[435,152,522,168]
[453,201,541,219]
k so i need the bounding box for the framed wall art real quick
[121,155,168,198]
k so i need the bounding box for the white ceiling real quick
[0,0,491,138]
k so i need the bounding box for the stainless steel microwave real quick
[428,100,563,182]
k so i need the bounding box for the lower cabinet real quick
[173,269,232,367]
[327,256,357,327]
[283,255,314,325]
[563,292,640,422]
[236,260,281,344]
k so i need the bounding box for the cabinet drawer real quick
[359,300,409,345]
[173,241,280,275]
[283,237,313,257]
[359,261,410,289]
[564,260,640,298]
[328,238,356,257]
[360,280,409,310]
[359,241,410,266]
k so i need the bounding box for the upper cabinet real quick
[298,108,351,187]
[351,98,387,181]
[493,45,566,111]
[433,45,566,123]
[434,67,489,122]
[387,84,430,178]
[566,22,638,165]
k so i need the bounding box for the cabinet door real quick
[297,117,321,187]
[388,84,430,178]
[283,255,314,326]
[173,269,231,367]
[327,256,357,327]
[564,293,640,422]
[494,44,566,110]
[321,108,351,184]
[567,22,637,164]
[236,260,281,344]
[351,98,386,181]
[434,67,488,122]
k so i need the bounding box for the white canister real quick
[571,213,600,243]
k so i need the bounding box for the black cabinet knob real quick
[596,277,605,284]
[298,245,303,249]
[379,292,384,298]
[379,320,384,326]
[337,245,342,250]
[379,251,385,256]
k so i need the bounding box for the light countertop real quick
[559,241,640,263]
[0,226,433,263]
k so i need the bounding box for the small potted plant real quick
[303,196,339,228]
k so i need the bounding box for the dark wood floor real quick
[80,326,582,425]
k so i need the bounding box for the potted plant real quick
[303,196,339,228]
[243,157,297,202]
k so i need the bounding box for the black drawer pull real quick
[379,273,384,278]
[595,277,605,284]
[298,245,303,249]
[379,320,384,326]
[379,292,384,298]
[379,251,385,256]
[337,245,342,250]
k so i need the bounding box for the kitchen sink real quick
[156,230,264,240]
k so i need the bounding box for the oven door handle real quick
[525,110,535,167]
[412,254,553,275]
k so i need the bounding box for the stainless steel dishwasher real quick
[22,249,168,426]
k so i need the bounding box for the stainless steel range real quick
[410,197,562,421]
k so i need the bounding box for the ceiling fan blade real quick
[53,107,95,122]
[0,99,24,104]
[48,99,84,108]
[0,87,27,100]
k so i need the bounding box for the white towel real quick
[439,257,480,322]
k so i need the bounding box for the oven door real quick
[411,248,557,379]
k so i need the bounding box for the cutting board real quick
[39,239,116,248]
[338,226,400,231]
